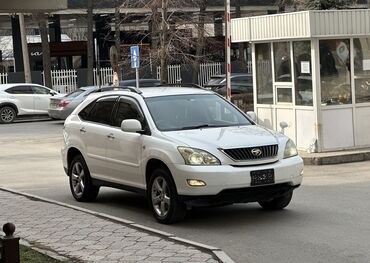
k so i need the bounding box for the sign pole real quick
[225,0,231,101]
[136,68,139,89]
[131,46,140,89]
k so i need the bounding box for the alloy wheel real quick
[1,108,15,123]
[151,176,171,217]
[71,162,85,198]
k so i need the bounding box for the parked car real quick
[119,79,160,88]
[49,86,97,120]
[204,73,253,96]
[0,83,59,123]
[49,85,142,120]
[62,86,303,224]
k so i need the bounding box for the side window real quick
[32,86,50,94]
[113,97,144,127]
[79,101,96,121]
[83,96,117,125]
[5,86,33,94]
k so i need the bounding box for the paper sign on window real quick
[301,61,310,74]
[363,59,370,71]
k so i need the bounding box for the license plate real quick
[250,169,275,186]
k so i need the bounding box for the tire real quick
[258,191,293,210]
[0,106,16,124]
[148,168,186,224]
[69,155,99,202]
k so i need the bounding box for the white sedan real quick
[0,83,59,123]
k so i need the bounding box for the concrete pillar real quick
[95,14,111,68]
[49,14,61,42]
[214,13,223,37]
[11,15,24,72]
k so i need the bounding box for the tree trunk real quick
[36,13,52,89]
[235,0,246,72]
[192,0,207,84]
[160,0,168,84]
[115,0,122,80]
[87,0,94,86]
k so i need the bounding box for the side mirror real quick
[279,121,288,134]
[50,91,56,96]
[246,111,257,122]
[121,119,142,133]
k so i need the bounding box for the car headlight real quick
[178,147,220,165]
[284,139,298,159]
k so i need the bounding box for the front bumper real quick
[179,183,299,207]
[169,155,303,196]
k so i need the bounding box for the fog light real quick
[300,169,304,176]
[187,179,206,187]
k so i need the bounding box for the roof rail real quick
[156,83,205,90]
[94,86,142,94]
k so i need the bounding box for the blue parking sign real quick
[130,46,140,69]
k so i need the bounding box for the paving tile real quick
[0,190,220,263]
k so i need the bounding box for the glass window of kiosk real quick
[354,38,370,103]
[256,43,273,104]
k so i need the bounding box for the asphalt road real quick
[1,120,370,263]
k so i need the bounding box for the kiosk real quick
[232,9,370,152]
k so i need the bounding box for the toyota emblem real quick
[251,148,262,157]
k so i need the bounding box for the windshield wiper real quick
[180,124,220,130]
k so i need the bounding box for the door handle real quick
[107,133,115,140]
[80,127,86,134]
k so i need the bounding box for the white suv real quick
[0,83,59,123]
[62,86,303,224]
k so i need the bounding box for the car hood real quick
[162,125,280,150]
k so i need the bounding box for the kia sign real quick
[30,51,43,57]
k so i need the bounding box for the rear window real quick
[65,89,85,98]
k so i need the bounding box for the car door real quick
[5,85,34,115]
[78,96,118,180]
[105,96,144,188]
[31,85,52,114]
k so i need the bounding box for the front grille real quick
[221,144,278,161]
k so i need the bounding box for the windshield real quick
[145,94,252,131]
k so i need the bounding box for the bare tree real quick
[120,0,221,83]
[33,13,52,88]
[192,0,207,83]
[87,0,94,86]
[114,0,122,80]
[159,0,169,83]
[276,0,355,10]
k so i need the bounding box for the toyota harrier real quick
[62,86,303,224]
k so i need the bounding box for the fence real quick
[198,62,223,86]
[156,65,182,84]
[94,67,113,86]
[0,72,8,84]
[0,62,255,92]
[50,69,77,94]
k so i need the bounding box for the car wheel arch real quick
[67,147,84,170]
[145,159,173,188]
[0,103,18,115]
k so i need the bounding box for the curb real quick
[0,187,235,263]
[302,151,370,165]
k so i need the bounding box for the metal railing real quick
[0,73,8,84]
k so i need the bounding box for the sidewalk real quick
[0,189,231,263]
